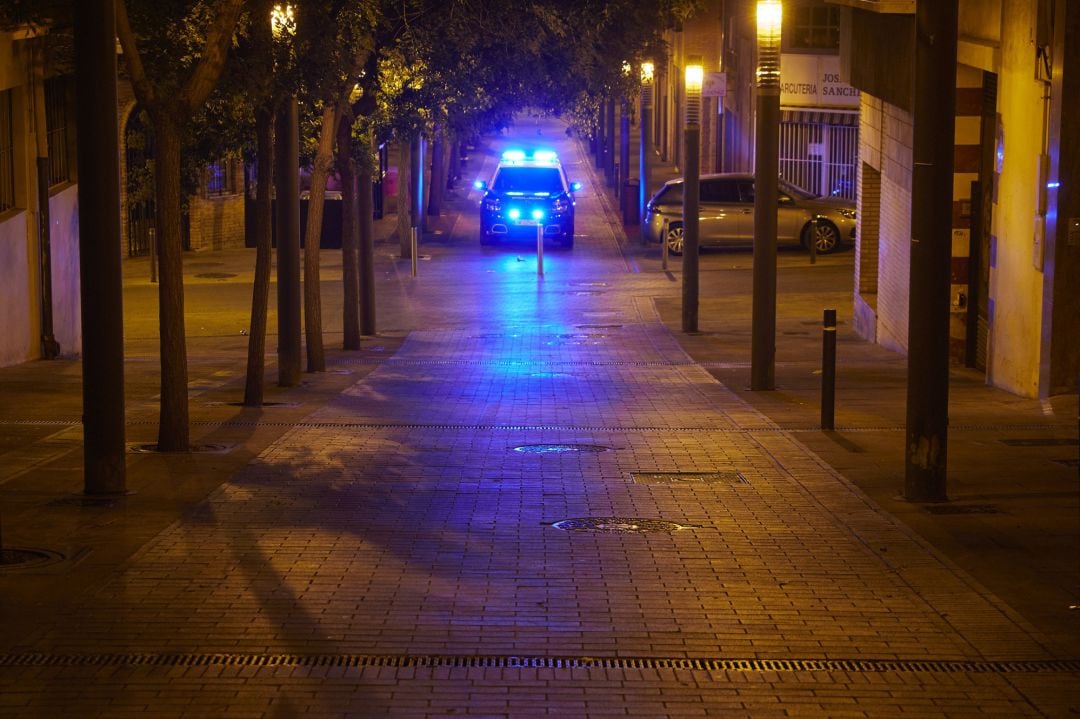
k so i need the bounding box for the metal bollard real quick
[821,308,837,430]
[410,227,418,277]
[661,218,669,271]
[536,224,544,277]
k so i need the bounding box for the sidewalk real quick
[0,115,1077,717]
[587,120,1080,653]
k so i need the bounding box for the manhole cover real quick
[194,272,237,279]
[129,443,234,454]
[551,517,695,533]
[514,443,611,454]
[633,471,748,485]
[924,504,1002,515]
[1053,458,1079,468]
[0,548,65,570]
[1000,438,1078,447]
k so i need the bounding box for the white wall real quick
[48,185,81,356]
[0,212,33,366]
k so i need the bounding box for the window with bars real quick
[44,76,73,187]
[206,158,239,197]
[0,89,15,213]
[785,4,840,52]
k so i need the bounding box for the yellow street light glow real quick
[685,64,704,94]
[757,0,782,41]
[271,4,295,37]
[756,0,782,89]
[641,62,654,85]
[622,60,632,76]
[685,58,703,124]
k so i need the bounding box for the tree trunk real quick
[447,138,459,190]
[303,103,338,373]
[338,112,361,350]
[397,140,412,258]
[243,105,275,405]
[427,128,444,216]
[358,136,376,335]
[152,114,190,451]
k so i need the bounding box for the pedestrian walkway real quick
[0,115,1077,717]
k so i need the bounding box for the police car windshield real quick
[492,167,564,194]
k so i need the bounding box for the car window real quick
[700,180,740,203]
[492,166,565,193]
[737,181,755,203]
[654,183,683,204]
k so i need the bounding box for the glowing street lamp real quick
[682,57,703,333]
[639,61,655,239]
[752,0,781,391]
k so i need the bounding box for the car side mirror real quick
[473,180,487,191]
[570,181,582,192]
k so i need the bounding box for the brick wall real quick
[857,93,913,354]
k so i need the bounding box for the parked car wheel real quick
[803,219,840,254]
[665,222,684,255]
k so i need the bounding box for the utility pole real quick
[682,58,704,334]
[905,0,958,501]
[640,62,654,237]
[752,1,782,391]
[74,0,125,495]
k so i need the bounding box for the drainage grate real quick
[0,548,65,570]
[128,443,235,454]
[1,652,1074,674]
[514,443,611,454]
[1000,438,1078,447]
[193,272,237,279]
[550,517,695,533]
[633,471,748,486]
[924,504,1002,515]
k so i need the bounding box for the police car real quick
[474,149,581,249]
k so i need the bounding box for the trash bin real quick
[623,179,640,225]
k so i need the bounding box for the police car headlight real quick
[552,197,570,213]
[483,198,502,212]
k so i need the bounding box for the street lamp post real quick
[682,58,703,334]
[272,3,301,387]
[639,61,654,237]
[751,0,781,391]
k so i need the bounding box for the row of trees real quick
[3,0,700,452]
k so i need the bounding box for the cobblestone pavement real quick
[1,117,1077,717]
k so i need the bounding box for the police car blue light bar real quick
[501,149,526,162]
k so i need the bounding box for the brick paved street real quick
[0,117,1077,717]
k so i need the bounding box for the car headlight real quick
[838,208,856,220]
[552,197,570,213]
[483,198,502,212]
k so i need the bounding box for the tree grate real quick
[633,471,748,486]
[0,548,65,570]
[924,504,1002,515]
[0,652,1076,674]
[128,443,235,454]
[1000,438,1078,447]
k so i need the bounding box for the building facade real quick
[0,29,81,367]
[841,0,1078,397]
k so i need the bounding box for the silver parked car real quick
[643,172,856,254]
